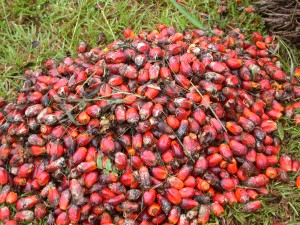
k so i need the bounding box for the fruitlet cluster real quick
[0,25,300,225]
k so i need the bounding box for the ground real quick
[0,0,300,224]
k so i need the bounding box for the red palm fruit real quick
[260,120,278,133]
[206,153,222,167]
[77,111,90,125]
[192,108,206,125]
[13,177,27,186]
[194,156,208,175]
[256,153,268,170]
[244,200,262,212]
[5,220,17,225]
[209,118,223,133]
[45,157,65,172]
[34,203,47,219]
[168,206,180,224]
[240,132,256,148]
[212,193,227,206]
[184,176,196,188]
[251,101,265,117]
[120,172,136,187]
[143,131,155,147]
[107,194,125,206]
[37,171,50,186]
[166,115,180,130]
[86,105,101,118]
[101,188,116,199]
[197,204,210,224]
[224,191,238,205]
[180,60,193,76]
[14,210,34,222]
[186,92,202,103]
[256,41,267,51]
[115,105,126,123]
[177,165,192,181]
[181,199,199,210]
[141,150,157,166]
[244,174,269,187]
[48,187,60,208]
[148,203,161,217]
[149,63,160,80]
[174,74,190,89]
[100,212,113,224]
[229,140,247,156]
[219,143,233,161]
[152,103,163,118]
[0,145,10,161]
[6,192,18,204]
[296,175,300,189]
[139,166,151,190]
[159,66,171,80]
[168,176,184,190]
[265,167,278,179]
[16,195,39,210]
[252,32,263,42]
[132,133,143,150]
[0,168,8,186]
[70,179,84,201]
[76,132,91,147]
[247,189,258,200]
[85,146,97,162]
[139,102,154,120]
[267,155,278,166]
[265,109,282,120]
[0,206,10,222]
[109,182,126,195]
[90,193,103,206]
[59,189,71,210]
[169,56,180,73]
[235,187,249,203]
[114,152,127,170]
[166,188,182,205]
[176,214,188,225]
[46,141,64,157]
[56,212,69,225]
[72,147,87,165]
[143,189,156,206]
[292,160,300,172]
[152,213,166,224]
[277,168,289,183]
[100,136,115,154]
[144,85,161,99]
[237,116,255,132]
[179,188,195,199]
[151,166,168,180]
[211,203,224,217]
[221,178,236,191]
[0,186,10,204]
[17,163,34,178]
[226,58,243,69]
[131,155,143,169]
[170,140,184,158]
[224,75,239,87]
[209,61,227,74]
[264,145,279,155]
[279,155,292,172]
[108,75,124,87]
[196,177,210,191]
[157,134,171,152]
[68,204,81,223]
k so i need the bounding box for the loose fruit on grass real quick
[0,25,299,224]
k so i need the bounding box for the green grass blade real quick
[168,0,208,31]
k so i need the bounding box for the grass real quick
[0,0,300,224]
